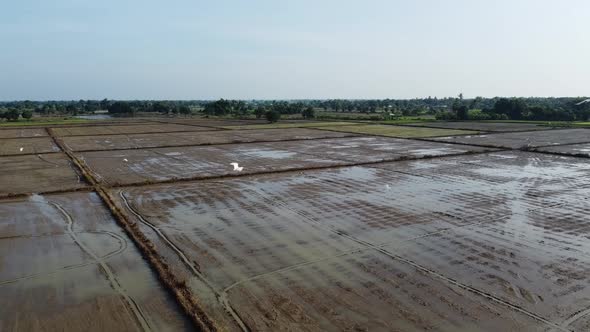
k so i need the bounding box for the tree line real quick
[438,97,590,121]
[1,96,588,122]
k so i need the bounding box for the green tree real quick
[203,99,231,116]
[469,96,483,109]
[265,110,280,123]
[254,106,266,119]
[452,101,468,120]
[5,108,20,121]
[66,104,78,115]
[178,106,192,116]
[493,98,526,120]
[302,107,315,119]
[22,109,33,120]
[152,102,171,114]
[108,101,133,115]
[100,98,110,110]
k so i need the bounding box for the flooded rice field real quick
[0,153,87,197]
[317,124,478,138]
[61,128,359,152]
[431,128,590,149]
[0,137,60,156]
[77,143,352,186]
[0,128,48,138]
[1,118,589,331]
[51,123,214,136]
[402,121,553,132]
[0,192,192,331]
[76,136,494,186]
[537,142,590,157]
[154,118,270,126]
[113,150,590,331]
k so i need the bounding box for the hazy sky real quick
[1,0,589,100]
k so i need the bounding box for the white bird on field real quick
[230,162,244,171]
[19,147,24,152]
[123,158,128,162]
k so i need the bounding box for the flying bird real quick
[230,162,244,171]
[123,158,128,162]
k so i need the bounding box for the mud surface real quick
[0,153,87,196]
[112,150,590,331]
[61,128,359,152]
[402,121,553,132]
[0,192,192,331]
[221,121,361,130]
[249,136,496,163]
[51,123,215,136]
[319,124,478,137]
[154,119,334,128]
[431,128,590,148]
[0,137,61,156]
[0,128,48,138]
[4,118,590,331]
[536,142,590,157]
[77,143,351,186]
[77,137,493,186]
[152,118,269,126]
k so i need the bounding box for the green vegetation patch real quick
[317,124,477,138]
[221,121,361,130]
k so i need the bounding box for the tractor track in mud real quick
[47,127,221,332]
[36,153,65,167]
[50,201,153,332]
[0,230,128,286]
[119,190,251,332]
[563,306,590,328]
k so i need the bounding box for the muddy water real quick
[247,136,494,163]
[404,121,548,132]
[538,142,590,157]
[235,147,297,159]
[0,192,192,332]
[78,136,493,186]
[432,128,590,149]
[112,150,590,331]
[78,143,350,186]
[377,151,590,327]
[227,252,545,331]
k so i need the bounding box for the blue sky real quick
[1,0,589,100]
